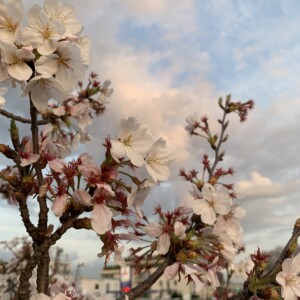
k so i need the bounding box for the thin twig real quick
[0,108,53,125]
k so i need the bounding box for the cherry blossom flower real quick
[205,256,220,288]
[22,75,68,111]
[164,262,181,280]
[185,113,200,133]
[127,179,155,218]
[75,35,91,65]
[51,193,68,217]
[19,5,65,55]
[174,221,186,239]
[67,100,92,129]
[192,183,232,225]
[20,138,40,167]
[144,222,170,255]
[276,253,300,300]
[0,40,34,81]
[0,86,7,107]
[30,293,71,300]
[145,138,173,182]
[182,264,204,293]
[215,231,238,262]
[110,117,153,167]
[43,0,82,36]
[0,0,23,42]
[0,53,8,81]
[72,184,114,235]
[35,41,84,91]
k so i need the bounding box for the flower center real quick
[123,135,132,146]
[3,17,17,32]
[12,54,22,64]
[54,12,68,24]
[43,24,54,39]
[39,78,50,94]
[286,274,300,286]
[208,199,215,208]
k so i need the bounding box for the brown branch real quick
[18,211,82,299]
[209,102,228,177]
[30,99,50,294]
[72,217,92,230]
[16,191,38,240]
[116,251,175,300]
[29,100,48,233]
[234,218,300,299]
[0,108,53,125]
[265,218,300,277]
[0,143,18,161]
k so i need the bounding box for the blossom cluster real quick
[0,1,298,300]
[0,0,90,110]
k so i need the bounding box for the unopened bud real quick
[176,252,187,263]
[218,150,225,161]
[187,250,198,259]
[10,120,20,150]
[218,97,224,109]
[262,287,279,299]
[225,94,231,105]
[222,134,228,142]
[209,176,218,185]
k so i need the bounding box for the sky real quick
[1,0,300,278]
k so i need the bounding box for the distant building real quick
[99,258,213,300]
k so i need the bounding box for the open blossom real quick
[185,112,201,134]
[213,205,245,247]
[72,184,114,235]
[110,117,153,167]
[76,35,91,65]
[51,193,68,217]
[127,179,155,218]
[22,75,68,111]
[174,221,186,239]
[20,138,40,167]
[276,253,300,300]
[143,222,170,255]
[192,183,232,225]
[182,264,204,293]
[145,138,173,182]
[43,0,82,36]
[35,41,84,91]
[0,86,7,107]
[215,231,238,262]
[0,40,34,81]
[19,4,65,55]
[164,262,181,280]
[0,0,23,42]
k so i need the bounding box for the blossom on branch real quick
[276,253,300,300]
[22,75,68,111]
[0,40,34,81]
[192,183,232,225]
[0,86,7,107]
[0,0,23,42]
[19,4,65,55]
[111,117,153,167]
[145,138,173,182]
[43,0,82,36]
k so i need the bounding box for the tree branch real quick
[18,210,82,299]
[0,108,53,125]
[29,100,48,233]
[116,251,175,300]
